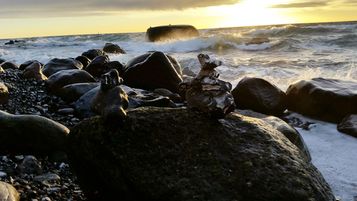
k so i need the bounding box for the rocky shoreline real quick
[0,43,356,200]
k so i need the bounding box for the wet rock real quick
[103,43,126,54]
[105,61,125,76]
[0,66,4,74]
[1,62,18,70]
[238,109,311,161]
[34,173,60,183]
[185,54,235,118]
[0,82,9,104]
[75,56,91,69]
[19,60,43,71]
[338,114,357,138]
[18,155,42,175]
[84,55,110,77]
[154,88,182,103]
[59,83,99,103]
[91,70,129,122]
[286,78,357,122]
[46,69,95,95]
[21,61,47,81]
[232,77,287,116]
[0,110,69,154]
[82,49,106,60]
[123,51,183,93]
[68,107,334,201]
[74,87,99,118]
[0,181,20,201]
[42,58,83,77]
[146,25,199,42]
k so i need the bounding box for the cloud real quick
[271,1,329,8]
[0,0,238,18]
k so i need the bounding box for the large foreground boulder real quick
[0,110,69,154]
[286,78,357,122]
[0,182,20,201]
[123,51,182,93]
[337,114,357,138]
[232,77,287,116]
[43,58,83,77]
[68,107,334,201]
[146,25,199,42]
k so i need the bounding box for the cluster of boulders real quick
[1,43,356,200]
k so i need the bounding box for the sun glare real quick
[208,0,296,28]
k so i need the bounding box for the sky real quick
[0,0,357,39]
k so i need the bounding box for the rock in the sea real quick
[91,69,129,122]
[46,69,95,94]
[103,43,126,54]
[0,110,69,154]
[19,60,43,71]
[68,107,334,201]
[338,114,357,138]
[21,61,47,81]
[75,55,91,69]
[59,82,100,103]
[84,55,110,77]
[0,82,9,104]
[286,78,357,122]
[232,77,287,116]
[123,51,182,93]
[0,62,18,70]
[82,49,106,60]
[0,181,20,201]
[43,58,83,77]
[146,25,199,42]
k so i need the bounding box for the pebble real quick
[34,173,60,183]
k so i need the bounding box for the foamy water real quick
[1,21,357,200]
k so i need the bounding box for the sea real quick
[1,21,357,200]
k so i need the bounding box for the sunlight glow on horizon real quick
[0,0,357,39]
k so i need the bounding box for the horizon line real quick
[1,19,356,40]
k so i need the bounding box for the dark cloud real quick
[271,1,329,8]
[0,0,238,17]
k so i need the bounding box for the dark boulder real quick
[84,55,110,77]
[0,82,9,104]
[75,85,175,118]
[21,61,47,81]
[19,60,43,71]
[82,49,106,60]
[105,61,125,76]
[46,69,95,95]
[75,55,91,68]
[0,110,69,154]
[68,107,334,201]
[232,77,287,116]
[59,82,100,103]
[146,25,199,42]
[123,51,182,93]
[103,43,126,54]
[43,58,83,77]
[286,78,357,122]
[338,114,357,138]
[0,62,18,70]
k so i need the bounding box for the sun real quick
[207,0,296,27]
